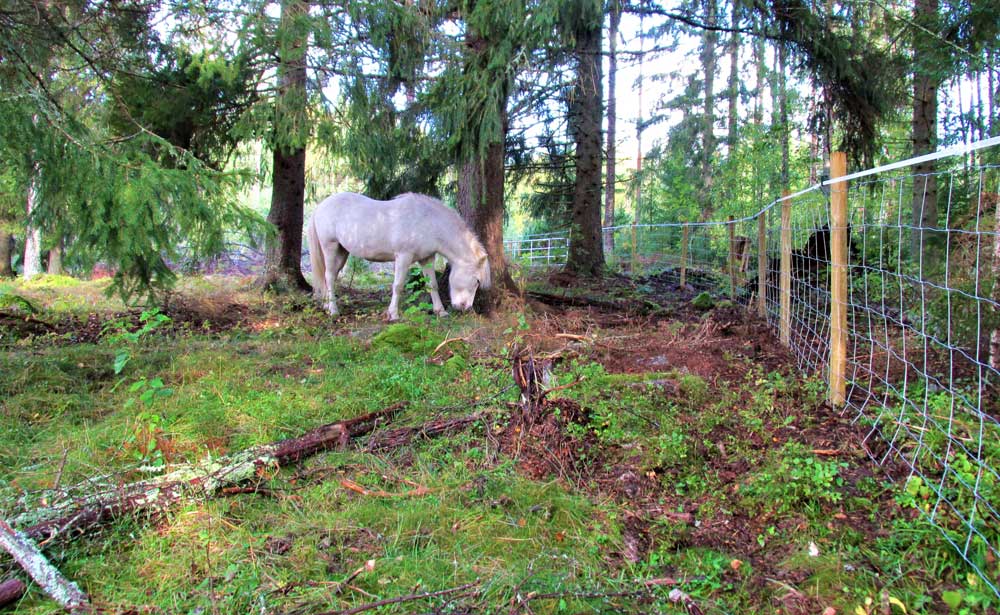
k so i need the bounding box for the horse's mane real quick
[394,193,491,287]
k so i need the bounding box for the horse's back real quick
[311,192,454,262]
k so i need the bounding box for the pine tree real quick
[565,0,605,276]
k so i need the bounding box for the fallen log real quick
[15,403,406,542]
[0,578,27,609]
[366,412,486,451]
[0,519,88,612]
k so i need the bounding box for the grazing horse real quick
[306,192,491,320]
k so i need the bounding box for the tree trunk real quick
[457,144,515,314]
[635,14,645,226]
[752,18,765,127]
[989,48,996,137]
[23,174,42,280]
[603,0,621,254]
[0,230,13,278]
[454,21,518,314]
[698,0,718,220]
[565,6,604,277]
[911,0,939,268]
[778,40,789,186]
[261,0,310,293]
[46,237,63,276]
[726,0,739,148]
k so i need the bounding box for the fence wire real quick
[505,145,1000,595]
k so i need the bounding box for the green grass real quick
[1,276,997,614]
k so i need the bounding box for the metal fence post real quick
[757,212,767,317]
[680,223,689,288]
[829,151,849,406]
[779,191,792,346]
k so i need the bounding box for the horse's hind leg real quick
[324,244,349,316]
[420,257,446,316]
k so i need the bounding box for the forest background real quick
[0,0,997,299]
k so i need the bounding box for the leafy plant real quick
[104,308,172,375]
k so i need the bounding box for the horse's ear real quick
[479,255,492,290]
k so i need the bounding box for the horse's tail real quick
[307,214,326,297]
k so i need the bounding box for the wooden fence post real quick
[992,194,1000,372]
[680,223,689,288]
[829,151,849,406]
[727,216,736,300]
[757,212,767,317]
[631,224,638,273]
[779,191,792,346]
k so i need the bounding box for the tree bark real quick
[911,0,939,268]
[23,175,42,280]
[603,0,621,254]
[565,4,605,276]
[698,0,718,219]
[457,146,515,314]
[261,0,311,293]
[752,16,765,128]
[0,230,13,277]
[46,237,63,276]
[0,518,89,612]
[778,40,789,186]
[725,0,739,148]
[0,578,27,609]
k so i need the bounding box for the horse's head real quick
[449,253,491,311]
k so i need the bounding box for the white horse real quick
[307,192,492,320]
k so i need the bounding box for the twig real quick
[810,449,844,456]
[542,376,586,398]
[432,337,469,355]
[335,560,376,594]
[318,581,480,615]
[338,478,431,498]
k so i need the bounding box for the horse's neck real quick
[436,226,478,267]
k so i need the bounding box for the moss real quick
[691,291,715,310]
[22,274,83,289]
[371,323,444,356]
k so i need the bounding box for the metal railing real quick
[503,233,570,268]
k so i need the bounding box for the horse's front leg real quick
[420,258,447,317]
[387,253,413,321]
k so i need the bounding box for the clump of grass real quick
[372,323,444,356]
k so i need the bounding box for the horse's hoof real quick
[435,310,448,318]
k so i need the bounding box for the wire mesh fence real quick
[504,136,1000,594]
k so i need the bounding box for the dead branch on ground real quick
[0,519,89,612]
[14,404,406,543]
[0,578,27,609]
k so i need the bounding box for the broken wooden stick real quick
[339,478,431,498]
[0,518,89,612]
[15,403,406,542]
[0,578,27,609]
